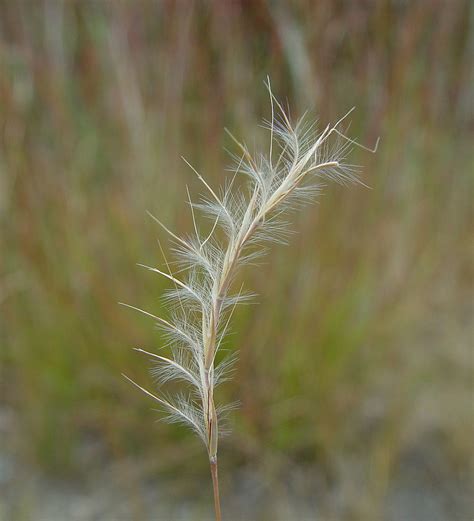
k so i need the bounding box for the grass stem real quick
[210,458,222,521]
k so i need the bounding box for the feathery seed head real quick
[122,79,377,461]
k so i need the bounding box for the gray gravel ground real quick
[1,441,472,521]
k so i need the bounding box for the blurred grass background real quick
[0,1,473,519]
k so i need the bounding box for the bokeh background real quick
[1,1,472,520]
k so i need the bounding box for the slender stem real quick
[210,458,222,521]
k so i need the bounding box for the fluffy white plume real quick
[123,79,378,462]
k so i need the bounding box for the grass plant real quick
[122,80,377,519]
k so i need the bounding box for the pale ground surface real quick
[1,417,471,521]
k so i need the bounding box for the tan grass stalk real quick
[122,78,377,520]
